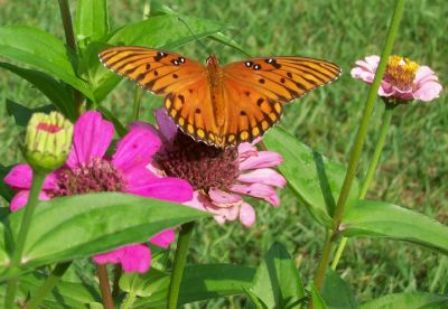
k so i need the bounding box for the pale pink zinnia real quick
[4,111,193,273]
[148,109,286,227]
[351,55,442,102]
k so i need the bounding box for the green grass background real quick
[0,0,447,306]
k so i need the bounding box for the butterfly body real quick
[99,47,341,148]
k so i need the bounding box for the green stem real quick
[313,0,405,291]
[312,232,333,290]
[167,222,196,309]
[4,170,47,308]
[132,86,143,121]
[27,262,72,309]
[331,106,394,270]
[359,106,394,198]
[57,0,84,118]
[97,264,114,309]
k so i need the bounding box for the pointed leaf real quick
[0,63,75,119]
[360,292,448,309]
[264,128,359,227]
[322,269,357,309]
[342,200,448,255]
[75,0,109,47]
[6,100,55,127]
[310,283,328,309]
[250,243,305,308]
[0,192,208,280]
[0,25,93,99]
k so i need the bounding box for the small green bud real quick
[24,112,73,172]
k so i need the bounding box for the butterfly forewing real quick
[221,56,341,144]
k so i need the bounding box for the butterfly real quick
[99,46,341,148]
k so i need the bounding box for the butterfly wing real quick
[221,56,341,144]
[99,46,221,144]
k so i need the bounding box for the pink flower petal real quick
[238,168,286,187]
[127,177,193,203]
[230,183,280,207]
[120,244,152,273]
[10,190,50,212]
[208,188,242,207]
[184,191,208,212]
[239,151,283,170]
[413,81,442,102]
[112,126,161,174]
[66,111,114,168]
[93,244,152,273]
[150,229,175,248]
[4,164,57,190]
[155,109,178,143]
[122,165,157,190]
[239,202,256,227]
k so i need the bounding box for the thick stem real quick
[131,86,143,121]
[312,232,333,291]
[167,222,196,309]
[27,262,72,309]
[4,170,47,307]
[331,107,394,270]
[358,107,394,198]
[313,0,405,291]
[57,0,84,117]
[97,264,114,309]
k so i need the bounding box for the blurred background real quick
[0,0,446,306]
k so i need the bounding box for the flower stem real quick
[4,170,47,308]
[167,222,196,309]
[358,106,394,198]
[312,0,405,291]
[97,264,114,309]
[26,262,72,309]
[132,86,143,121]
[57,0,84,118]
[331,106,394,270]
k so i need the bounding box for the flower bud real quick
[24,112,73,172]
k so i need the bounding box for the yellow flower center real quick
[384,55,419,89]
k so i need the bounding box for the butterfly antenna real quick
[177,16,213,55]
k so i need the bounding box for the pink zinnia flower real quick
[4,111,193,273]
[351,55,442,102]
[149,109,286,227]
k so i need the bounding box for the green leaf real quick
[18,272,102,308]
[6,100,55,127]
[360,292,448,309]
[264,128,360,227]
[133,264,255,308]
[0,192,208,280]
[180,264,256,305]
[120,269,169,298]
[0,165,14,202]
[91,15,227,102]
[341,200,448,255]
[0,25,93,99]
[249,243,305,308]
[322,269,357,309]
[0,63,75,119]
[75,0,109,47]
[310,283,328,309]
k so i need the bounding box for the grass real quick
[0,0,447,306]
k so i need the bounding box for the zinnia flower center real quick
[384,55,419,90]
[156,131,239,191]
[54,158,125,196]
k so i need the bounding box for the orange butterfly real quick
[99,47,341,148]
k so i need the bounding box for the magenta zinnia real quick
[351,55,442,102]
[4,111,193,273]
[149,109,286,227]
